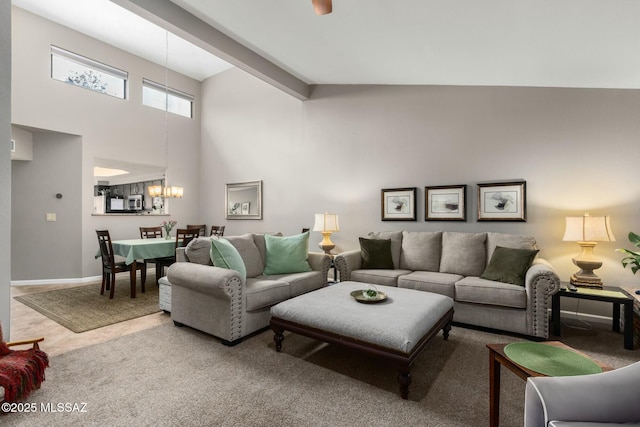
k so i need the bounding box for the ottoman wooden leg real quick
[398,370,412,399]
[273,328,284,352]
[443,319,452,340]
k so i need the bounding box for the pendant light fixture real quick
[148,30,183,200]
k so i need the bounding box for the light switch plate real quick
[46,213,56,222]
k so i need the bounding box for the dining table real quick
[96,238,177,298]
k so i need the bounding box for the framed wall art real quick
[425,185,466,221]
[477,181,526,221]
[225,180,262,220]
[381,187,417,221]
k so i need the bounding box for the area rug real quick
[2,321,636,427]
[14,281,160,333]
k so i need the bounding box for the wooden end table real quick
[551,284,634,350]
[487,341,611,427]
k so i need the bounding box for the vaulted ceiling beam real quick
[110,0,310,100]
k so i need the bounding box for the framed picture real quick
[477,181,526,221]
[425,185,466,221]
[241,202,250,215]
[381,187,417,221]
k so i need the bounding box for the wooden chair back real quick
[139,226,163,239]
[210,225,225,237]
[176,228,199,249]
[96,229,116,269]
[186,224,206,237]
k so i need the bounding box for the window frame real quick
[142,78,194,119]
[50,45,128,99]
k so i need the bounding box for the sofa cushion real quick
[368,231,403,269]
[359,238,394,269]
[397,270,461,298]
[486,232,537,265]
[480,246,539,286]
[185,237,214,265]
[350,269,411,287]
[455,276,527,309]
[260,271,325,298]
[226,233,264,278]
[210,238,247,281]
[400,231,442,271]
[245,278,290,311]
[263,232,312,275]
[440,232,487,277]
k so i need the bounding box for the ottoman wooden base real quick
[270,282,454,399]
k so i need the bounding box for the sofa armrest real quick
[334,249,362,282]
[308,252,331,281]
[167,263,243,300]
[176,247,188,262]
[524,258,561,338]
[524,361,640,426]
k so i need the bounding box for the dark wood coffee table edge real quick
[270,307,454,400]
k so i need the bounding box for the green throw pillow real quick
[210,238,247,281]
[263,232,312,275]
[359,238,394,269]
[480,246,539,286]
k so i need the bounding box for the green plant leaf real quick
[629,231,640,247]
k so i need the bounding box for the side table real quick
[551,284,634,350]
[487,342,611,427]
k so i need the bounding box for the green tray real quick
[504,342,602,376]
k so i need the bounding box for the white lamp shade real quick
[313,213,340,233]
[562,213,615,242]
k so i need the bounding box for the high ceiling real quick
[12,0,640,95]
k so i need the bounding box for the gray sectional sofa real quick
[334,231,561,338]
[167,233,331,345]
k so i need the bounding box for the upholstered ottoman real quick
[158,276,171,312]
[270,281,454,399]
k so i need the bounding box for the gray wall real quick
[201,68,640,316]
[11,131,82,280]
[11,7,202,280]
[1,1,11,335]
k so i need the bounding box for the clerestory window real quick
[51,46,128,99]
[142,78,193,119]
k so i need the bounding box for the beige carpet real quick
[2,320,637,426]
[13,280,160,333]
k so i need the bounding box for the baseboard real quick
[11,276,102,286]
[557,309,612,326]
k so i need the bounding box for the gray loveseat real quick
[167,233,331,345]
[334,231,560,338]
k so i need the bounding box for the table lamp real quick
[313,212,340,254]
[562,212,615,288]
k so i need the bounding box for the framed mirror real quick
[226,180,263,220]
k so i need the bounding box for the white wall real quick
[1,1,12,335]
[11,7,202,279]
[202,68,640,317]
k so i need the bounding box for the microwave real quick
[106,197,125,213]
[127,195,144,211]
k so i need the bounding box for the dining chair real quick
[155,228,200,282]
[0,323,49,403]
[96,230,146,299]
[187,224,207,237]
[139,226,164,285]
[139,226,163,239]
[210,225,225,237]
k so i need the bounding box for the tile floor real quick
[10,280,171,357]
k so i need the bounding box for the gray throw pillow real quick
[480,246,539,286]
[440,232,487,276]
[225,233,264,278]
[185,237,214,265]
[359,238,394,269]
